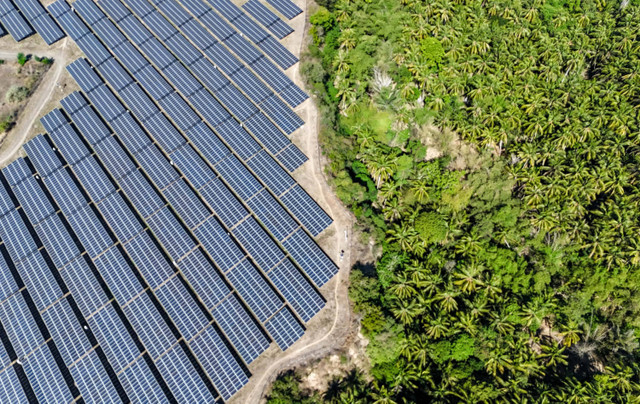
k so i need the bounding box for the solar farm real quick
[0,0,338,401]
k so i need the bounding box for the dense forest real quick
[267,0,640,402]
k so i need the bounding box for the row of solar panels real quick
[0,0,64,43]
[243,0,293,40]
[264,0,302,20]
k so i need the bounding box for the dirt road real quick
[0,39,70,168]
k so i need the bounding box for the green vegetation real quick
[34,56,53,65]
[16,53,28,66]
[0,114,15,133]
[269,0,640,402]
[5,86,29,103]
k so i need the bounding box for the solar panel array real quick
[243,0,293,40]
[265,0,303,20]
[0,0,338,400]
[0,0,33,41]
[13,0,65,44]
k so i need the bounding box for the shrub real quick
[6,86,29,103]
[16,53,27,66]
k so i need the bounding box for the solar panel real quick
[281,184,332,237]
[92,17,127,48]
[97,191,143,242]
[111,41,149,73]
[43,168,87,215]
[251,56,305,105]
[119,83,159,122]
[211,294,270,364]
[264,306,304,350]
[187,88,228,127]
[0,367,28,402]
[11,0,41,19]
[66,106,110,146]
[190,57,227,92]
[0,0,15,17]
[216,118,260,160]
[162,179,211,228]
[158,92,200,131]
[230,66,270,104]
[88,304,141,373]
[140,37,176,69]
[124,0,155,17]
[109,112,152,154]
[135,144,180,190]
[226,33,263,66]
[208,0,242,20]
[165,33,201,66]
[140,10,177,41]
[0,10,34,41]
[193,217,245,272]
[49,124,91,165]
[177,248,230,309]
[242,111,289,155]
[268,259,324,322]
[54,7,91,40]
[186,122,230,165]
[76,34,112,66]
[276,142,308,172]
[11,176,55,224]
[59,256,109,318]
[180,18,217,49]
[283,228,338,287]
[246,150,294,196]
[60,91,88,115]
[23,135,62,177]
[0,342,8,369]
[0,183,13,218]
[246,188,298,241]
[259,35,298,69]
[119,356,169,402]
[2,157,31,186]
[40,108,68,133]
[93,136,136,180]
[74,0,105,25]
[135,64,174,100]
[98,0,131,22]
[163,61,203,97]
[0,292,44,357]
[67,58,103,93]
[259,93,304,134]
[155,277,209,340]
[265,0,302,20]
[0,248,19,302]
[122,230,175,289]
[215,155,263,200]
[155,344,214,402]
[22,345,73,403]
[144,112,186,153]
[233,13,268,43]
[123,293,176,359]
[176,0,208,17]
[96,57,134,91]
[279,81,309,106]
[118,14,153,43]
[232,217,285,271]
[146,206,196,260]
[15,251,63,311]
[34,214,81,269]
[0,210,38,262]
[226,258,282,322]
[169,144,216,189]
[243,0,293,39]
[93,245,143,305]
[66,205,114,258]
[87,85,127,123]
[119,170,165,217]
[31,13,65,44]
[200,9,235,40]
[72,155,117,202]
[47,0,71,18]
[155,0,192,26]
[198,178,248,228]
[204,41,243,73]
[41,298,91,366]
[70,350,122,403]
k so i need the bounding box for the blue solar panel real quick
[208,0,241,20]
[147,206,196,260]
[2,158,31,186]
[77,35,112,66]
[177,0,208,17]
[178,248,230,309]
[247,188,298,240]
[72,155,117,202]
[187,88,229,127]
[230,66,270,103]
[66,205,114,258]
[122,230,175,289]
[186,122,230,165]
[43,168,87,215]
[246,150,294,196]
[11,176,55,224]
[140,37,176,69]
[124,0,155,17]
[41,298,91,366]
[141,10,177,41]
[97,191,143,241]
[204,41,243,73]
[283,228,338,287]
[0,210,38,262]
[155,344,214,402]
[92,17,127,48]
[0,10,34,41]
[225,33,262,65]
[118,14,153,43]
[70,350,122,403]
[94,245,144,304]
[98,0,131,22]
[215,155,263,200]
[123,293,176,359]
[135,64,173,100]
[259,94,304,134]
[199,9,234,40]
[159,92,200,131]
[34,214,81,268]
[279,82,309,107]
[31,13,65,44]
[243,0,293,39]
[276,142,308,172]
[232,216,285,271]
[47,0,70,18]
[233,12,268,42]
[93,136,137,180]
[119,170,165,217]
[0,183,13,218]
[169,144,215,189]
[74,0,105,25]
[193,217,245,272]
[269,259,324,322]
[41,108,68,133]
[119,356,169,402]
[59,91,88,114]
[180,18,216,49]
[0,367,28,402]
[265,0,302,19]
[216,82,259,122]
[189,325,248,400]
[0,292,44,357]
[216,118,260,160]
[87,85,127,123]
[226,258,282,322]
[23,345,73,403]
[15,251,63,311]
[67,58,103,93]
[59,256,109,318]
[190,57,227,92]
[162,179,211,228]
[163,61,203,97]
[281,184,332,237]
[119,83,159,122]
[242,112,289,155]
[96,57,134,91]
[211,294,270,364]
[165,33,202,66]
[198,178,248,227]
[12,0,41,20]
[0,250,19,302]
[54,7,91,40]
[67,105,112,145]
[112,41,149,74]
[49,124,91,165]
[144,112,186,153]
[260,35,298,69]
[264,306,304,350]
[155,0,192,25]
[109,112,152,154]
[135,144,180,189]
[23,134,62,177]
[88,305,141,373]
[155,276,209,340]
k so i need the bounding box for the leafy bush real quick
[5,86,29,103]
[16,53,27,66]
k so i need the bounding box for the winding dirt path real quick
[0,38,69,168]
